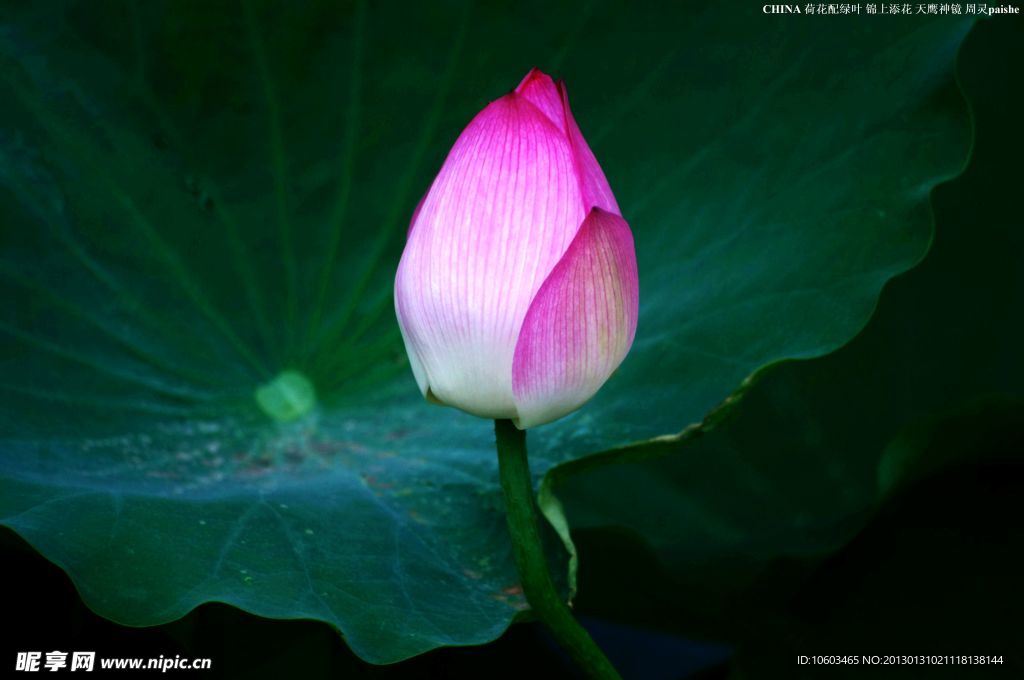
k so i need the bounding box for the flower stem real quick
[494,419,623,680]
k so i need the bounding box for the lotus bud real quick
[394,69,638,428]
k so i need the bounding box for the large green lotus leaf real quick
[550,15,1021,640]
[0,0,971,663]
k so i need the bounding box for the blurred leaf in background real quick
[557,14,1024,677]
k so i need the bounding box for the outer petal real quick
[394,92,586,419]
[514,68,567,134]
[559,83,620,216]
[512,208,638,428]
[516,69,620,217]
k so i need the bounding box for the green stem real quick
[494,419,623,680]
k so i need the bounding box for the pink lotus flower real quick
[394,69,639,429]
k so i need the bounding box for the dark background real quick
[3,13,1021,680]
